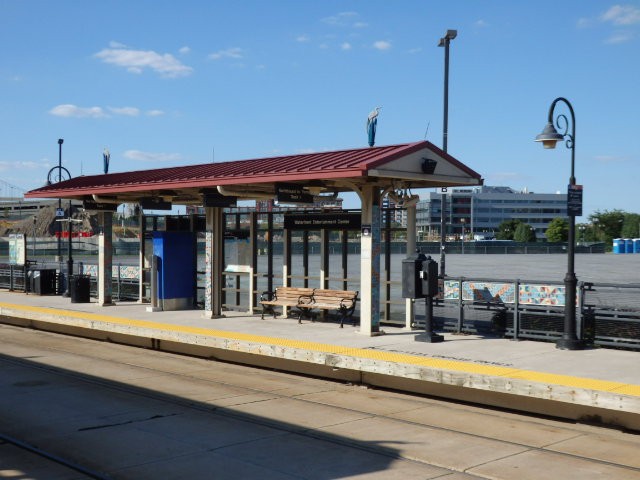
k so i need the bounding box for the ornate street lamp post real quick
[535,97,584,350]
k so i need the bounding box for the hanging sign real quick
[284,212,361,230]
[82,200,119,212]
[567,184,583,216]
[276,183,314,204]
[203,192,237,207]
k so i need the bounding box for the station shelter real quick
[25,140,482,336]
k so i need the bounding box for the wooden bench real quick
[260,287,314,320]
[260,287,359,327]
[297,289,359,328]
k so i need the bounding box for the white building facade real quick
[416,186,567,240]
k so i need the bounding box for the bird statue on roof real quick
[103,147,110,174]
[366,107,381,147]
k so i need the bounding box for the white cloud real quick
[0,160,48,173]
[209,47,244,60]
[408,47,422,54]
[341,42,352,50]
[296,34,310,42]
[108,106,140,116]
[322,11,358,26]
[179,46,191,55]
[475,19,489,27]
[123,150,183,162]
[49,104,107,118]
[353,22,368,28]
[595,154,628,163]
[577,17,592,28]
[601,5,640,25]
[605,31,635,43]
[94,44,193,78]
[50,104,164,119]
[373,40,391,51]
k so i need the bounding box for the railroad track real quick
[1,324,639,479]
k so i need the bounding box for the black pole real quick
[57,139,63,261]
[438,30,456,279]
[32,216,36,258]
[64,201,73,297]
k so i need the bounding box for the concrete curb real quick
[1,301,639,431]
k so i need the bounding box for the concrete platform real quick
[1,290,639,431]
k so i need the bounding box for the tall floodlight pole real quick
[438,29,457,278]
[535,97,584,350]
[57,139,63,261]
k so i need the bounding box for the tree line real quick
[495,210,640,246]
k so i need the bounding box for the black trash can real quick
[70,275,91,303]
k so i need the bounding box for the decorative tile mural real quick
[463,282,516,303]
[519,284,565,306]
[81,264,140,279]
[443,280,565,306]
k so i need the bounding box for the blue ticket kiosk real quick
[152,231,195,310]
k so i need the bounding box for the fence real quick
[3,262,639,351]
[416,277,640,351]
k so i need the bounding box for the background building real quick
[416,186,567,241]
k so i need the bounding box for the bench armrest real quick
[297,294,314,305]
[340,297,357,309]
[260,291,275,302]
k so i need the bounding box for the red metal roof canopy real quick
[26,141,482,204]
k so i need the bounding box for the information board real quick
[9,234,26,266]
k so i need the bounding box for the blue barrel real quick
[625,238,634,254]
[613,238,623,254]
[634,238,640,253]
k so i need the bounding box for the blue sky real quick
[1,1,638,219]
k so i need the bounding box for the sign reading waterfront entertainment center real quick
[284,213,361,230]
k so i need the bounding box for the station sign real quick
[55,207,65,217]
[276,183,314,204]
[567,184,583,217]
[284,212,361,230]
[82,200,118,212]
[140,198,172,211]
[203,192,237,208]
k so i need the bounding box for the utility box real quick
[420,256,439,297]
[151,231,196,310]
[30,269,57,295]
[402,251,427,299]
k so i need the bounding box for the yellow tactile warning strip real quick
[1,301,638,398]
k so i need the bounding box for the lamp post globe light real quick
[535,97,584,350]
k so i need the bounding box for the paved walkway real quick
[1,290,639,431]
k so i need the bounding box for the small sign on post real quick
[56,207,65,217]
[567,184,583,217]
